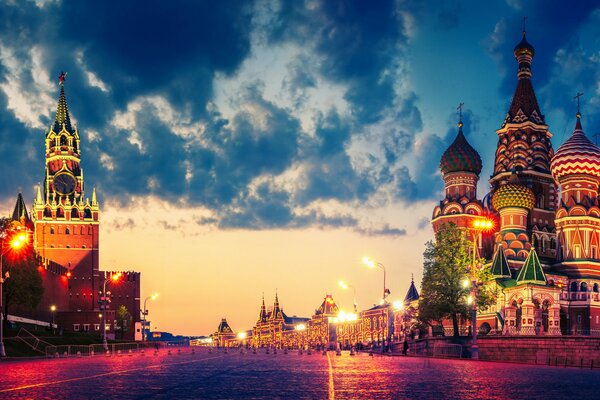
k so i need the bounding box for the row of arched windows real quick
[46,225,94,235]
[570,281,600,293]
[44,207,93,219]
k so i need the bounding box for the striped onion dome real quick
[440,124,482,175]
[491,174,535,211]
[551,116,600,181]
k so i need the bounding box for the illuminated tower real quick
[432,114,485,233]
[490,31,556,260]
[31,78,100,311]
[551,112,600,271]
[491,173,535,260]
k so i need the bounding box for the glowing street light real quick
[393,300,404,311]
[237,332,247,340]
[142,292,159,341]
[295,323,306,331]
[362,257,388,302]
[0,227,31,357]
[467,217,494,360]
[50,305,57,334]
[100,271,124,350]
[338,280,358,312]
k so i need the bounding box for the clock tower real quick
[32,77,100,311]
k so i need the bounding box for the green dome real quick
[491,181,535,211]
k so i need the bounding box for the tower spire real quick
[575,92,584,129]
[457,102,464,128]
[53,72,74,134]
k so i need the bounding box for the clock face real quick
[54,173,76,195]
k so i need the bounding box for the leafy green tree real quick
[1,218,44,325]
[418,223,496,337]
[116,305,132,339]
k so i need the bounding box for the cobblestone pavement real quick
[1,348,599,399]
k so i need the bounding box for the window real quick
[65,227,70,235]
[50,227,55,234]
[73,324,80,332]
[83,324,90,332]
[94,324,100,331]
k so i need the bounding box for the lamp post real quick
[338,280,357,312]
[362,257,387,302]
[0,228,29,357]
[50,305,56,334]
[99,272,122,351]
[142,293,158,341]
[467,218,493,360]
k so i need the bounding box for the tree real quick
[1,218,44,325]
[116,305,132,340]
[418,223,496,337]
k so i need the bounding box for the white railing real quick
[45,341,174,358]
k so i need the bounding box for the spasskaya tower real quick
[32,74,100,312]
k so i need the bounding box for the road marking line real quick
[327,352,335,400]
[0,354,227,393]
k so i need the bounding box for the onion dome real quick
[514,31,535,58]
[491,174,535,211]
[440,122,482,175]
[551,114,600,181]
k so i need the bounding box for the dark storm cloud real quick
[267,0,408,124]
[0,0,508,236]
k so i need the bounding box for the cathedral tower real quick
[490,31,556,260]
[551,111,600,274]
[432,114,485,233]
[32,77,100,311]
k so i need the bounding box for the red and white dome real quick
[551,117,600,181]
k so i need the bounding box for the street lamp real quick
[0,227,29,357]
[99,272,123,351]
[142,293,159,341]
[467,217,494,360]
[50,305,57,334]
[362,257,388,302]
[338,280,358,312]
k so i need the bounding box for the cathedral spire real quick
[53,72,74,134]
[503,28,544,127]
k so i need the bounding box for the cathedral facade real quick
[432,31,600,336]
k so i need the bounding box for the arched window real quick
[581,282,588,292]
[550,238,556,250]
[65,227,70,235]
[84,208,92,219]
[71,208,79,219]
[50,227,55,234]
[44,207,52,218]
[60,135,68,146]
[56,208,65,218]
[536,194,544,209]
[571,282,578,292]
[594,283,599,293]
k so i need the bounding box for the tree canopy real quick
[418,222,496,336]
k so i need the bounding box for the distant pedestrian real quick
[403,339,408,355]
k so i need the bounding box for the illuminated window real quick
[83,324,90,332]
[94,324,100,331]
[73,324,80,332]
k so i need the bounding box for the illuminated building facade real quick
[432,30,600,336]
[5,79,141,339]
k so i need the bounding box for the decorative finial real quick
[522,16,528,36]
[457,102,464,128]
[58,71,67,86]
[574,92,583,119]
[411,273,414,282]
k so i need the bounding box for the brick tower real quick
[31,77,100,312]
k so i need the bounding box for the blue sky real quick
[1,0,600,334]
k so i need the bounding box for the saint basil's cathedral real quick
[6,78,141,340]
[432,30,600,336]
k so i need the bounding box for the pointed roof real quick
[271,291,282,319]
[516,247,546,285]
[52,84,75,135]
[503,32,545,127]
[490,247,512,278]
[315,294,339,316]
[403,276,419,303]
[216,318,233,334]
[11,193,33,228]
[258,294,267,322]
[551,113,600,181]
